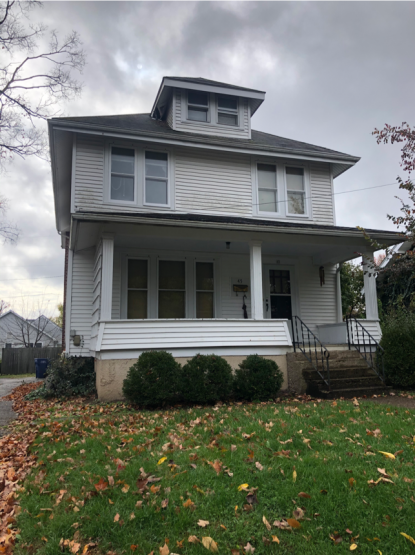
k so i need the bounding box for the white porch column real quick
[249,240,263,319]
[101,234,114,320]
[336,263,343,322]
[363,255,379,320]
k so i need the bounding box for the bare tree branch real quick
[0,195,19,242]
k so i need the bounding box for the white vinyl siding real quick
[310,163,335,225]
[69,249,95,355]
[174,89,251,139]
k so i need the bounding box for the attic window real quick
[217,95,238,126]
[187,91,209,122]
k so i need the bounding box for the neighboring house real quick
[0,310,61,349]
[48,76,401,400]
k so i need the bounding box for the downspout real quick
[336,263,343,322]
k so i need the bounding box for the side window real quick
[286,167,306,215]
[196,262,214,318]
[217,95,238,126]
[187,91,209,122]
[158,260,186,318]
[145,151,168,205]
[257,164,278,213]
[110,147,135,202]
[127,259,148,319]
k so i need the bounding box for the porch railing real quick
[291,316,330,389]
[345,315,385,382]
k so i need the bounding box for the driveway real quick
[0,377,38,436]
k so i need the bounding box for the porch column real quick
[101,234,114,320]
[249,240,263,319]
[363,255,379,320]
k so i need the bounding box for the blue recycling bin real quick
[34,358,50,379]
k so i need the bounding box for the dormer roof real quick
[151,76,266,120]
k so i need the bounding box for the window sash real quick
[158,261,186,318]
[110,147,135,202]
[217,95,238,126]
[286,167,305,215]
[127,259,148,319]
[258,164,278,212]
[196,262,214,318]
[145,151,168,205]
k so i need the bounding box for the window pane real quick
[288,192,305,214]
[188,91,208,106]
[218,95,238,110]
[159,291,185,318]
[128,290,147,319]
[196,292,214,318]
[145,151,167,178]
[188,108,208,122]
[159,261,185,290]
[218,113,238,126]
[258,165,277,189]
[286,167,304,191]
[128,259,147,289]
[146,179,167,204]
[196,262,214,291]
[259,189,277,212]
[111,175,134,201]
[111,147,134,175]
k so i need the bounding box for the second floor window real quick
[145,151,168,205]
[286,167,305,215]
[217,95,238,126]
[187,91,209,122]
[111,147,135,202]
[258,164,278,213]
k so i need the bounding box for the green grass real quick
[13,397,415,554]
[0,373,35,379]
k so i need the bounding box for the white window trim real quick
[104,142,174,210]
[216,94,240,128]
[143,148,172,208]
[194,259,216,319]
[181,90,244,131]
[252,159,312,221]
[125,256,150,320]
[157,257,187,319]
[186,90,211,123]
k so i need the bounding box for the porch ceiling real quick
[71,212,402,265]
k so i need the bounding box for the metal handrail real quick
[345,315,385,382]
[291,316,331,389]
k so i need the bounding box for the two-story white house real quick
[49,77,401,400]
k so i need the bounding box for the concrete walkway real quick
[0,377,38,436]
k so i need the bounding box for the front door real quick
[266,268,293,320]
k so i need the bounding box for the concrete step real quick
[318,385,392,399]
[316,376,385,389]
[304,367,378,380]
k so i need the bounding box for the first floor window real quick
[159,260,186,318]
[35,342,42,348]
[217,95,238,126]
[127,259,148,319]
[258,163,278,212]
[286,167,305,215]
[145,151,168,205]
[188,91,209,122]
[111,147,135,201]
[5,343,12,348]
[196,262,214,318]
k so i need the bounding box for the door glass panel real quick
[271,296,292,320]
[269,270,290,295]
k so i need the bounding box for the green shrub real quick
[25,356,95,399]
[122,351,181,407]
[233,354,284,401]
[181,354,233,404]
[380,307,415,387]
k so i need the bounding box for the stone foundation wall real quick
[95,355,288,402]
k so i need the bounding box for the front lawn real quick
[8,393,415,554]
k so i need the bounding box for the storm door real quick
[268,269,292,320]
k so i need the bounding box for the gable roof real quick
[50,113,359,168]
[162,77,265,94]
[0,310,56,341]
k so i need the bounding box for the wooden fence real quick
[0,347,62,375]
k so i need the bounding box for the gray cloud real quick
[1,1,414,313]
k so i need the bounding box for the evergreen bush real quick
[26,356,95,399]
[181,354,233,404]
[122,351,181,407]
[380,307,415,387]
[233,354,284,401]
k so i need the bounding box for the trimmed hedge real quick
[181,354,233,404]
[233,354,284,401]
[380,308,415,387]
[122,350,181,407]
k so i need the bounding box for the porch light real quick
[226,242,231,249]
[319,266,325,286]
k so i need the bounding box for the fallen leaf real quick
[298,492,311,499]
[263,516,271,531]
[183,499,194,508]
[349,478,356,487]
[201,537,218,552]
[131,546,137,551]
[244,542,255,553]
[158,457,167,465]
[350,544,357,551]
[114,513,120,522]
[188,536,200,544]
[94,478,108,492]
[272,536,280,544]
[159,543,169,555]
[238,483,249,491]
[293,470,297,483]
[122,484,130,493]
[378,451,395,460]
[401,532,415,545]
[198,520,210,528]
[255,462,263,471]
[231,445,237,452]
[287,518,301,529]
[161,499,169,509]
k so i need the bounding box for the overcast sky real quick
[1,1,414,318]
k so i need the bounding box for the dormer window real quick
[187,91,209,122]
[217,95,238,126]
